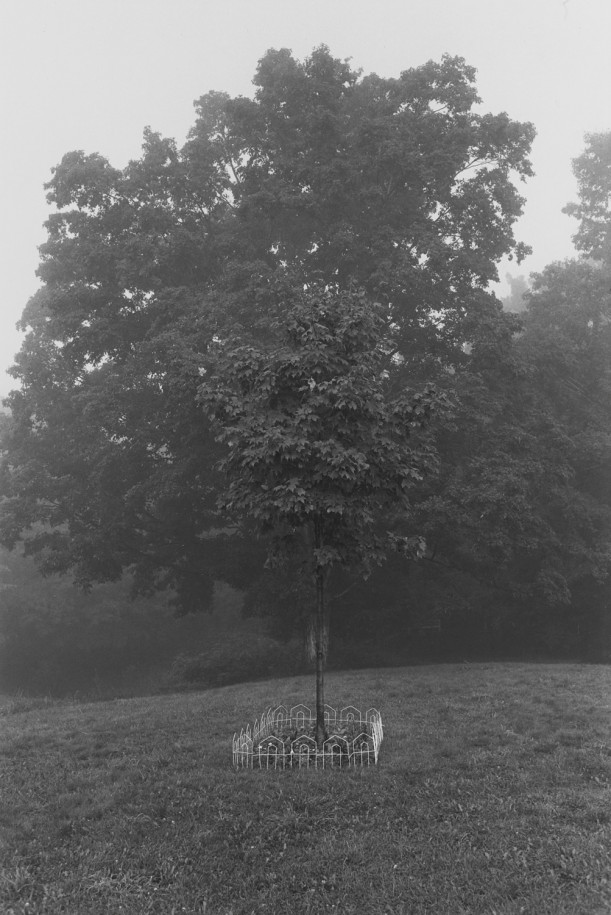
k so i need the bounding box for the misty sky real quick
[1,0,610,399]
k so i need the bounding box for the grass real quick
[1,662,611,914]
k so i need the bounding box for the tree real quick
[0,134,228,608]
[501,273,529,312]
[384,131,611,657]
[409,254,611,647]
[0,46,534,614]
[401,142,611,658]
[564,131,611,262]
[199,286,442,743]
[519,259,611,644]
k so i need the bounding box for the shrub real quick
[165,633,305,690]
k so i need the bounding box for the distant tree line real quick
[0,49,609,694]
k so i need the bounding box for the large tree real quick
[0,47,534,612]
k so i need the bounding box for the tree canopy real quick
[199,286,440,570]
[0,46,536,616]
[1,48,609,674]
[199,284,444,739]
[564,131,611,262]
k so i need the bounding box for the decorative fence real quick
[232,704,383,769]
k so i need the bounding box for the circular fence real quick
[232,704,383,769]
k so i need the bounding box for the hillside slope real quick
[2,663,611,914]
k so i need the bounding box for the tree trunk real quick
[315,563,326,749]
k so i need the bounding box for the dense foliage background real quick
[0,48,609,695]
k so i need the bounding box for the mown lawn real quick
[1,663,610,914]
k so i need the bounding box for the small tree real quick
[199,286,443,746]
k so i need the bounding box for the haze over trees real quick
[501,273,529,312]
[0,48,609,693]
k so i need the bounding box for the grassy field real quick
[1,663,611,914]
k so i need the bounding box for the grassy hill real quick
[2,663,611,914]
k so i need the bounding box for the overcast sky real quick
[1,0,609,400]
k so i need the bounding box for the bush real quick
[165,633,305,690]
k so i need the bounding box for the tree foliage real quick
[199,285,443,738]
[4,52,609,670]
[0,46,535,615]
[199,287,439,569]
[564,131,611,261]
[402,134,611,654]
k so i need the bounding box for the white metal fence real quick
[232,704,383,769]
